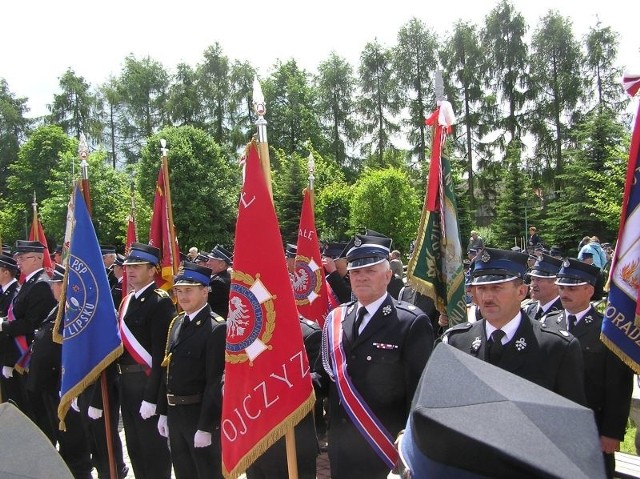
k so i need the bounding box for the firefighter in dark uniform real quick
[523,253,564,321]
[544,259,633,478]
[27,264,92,478]
[322,242,352,304]
[110,253,125,310]
[246,315,321,479]
[205,244,232,318]
[442,248,586,405]
[0,241,56,416]
[0,253,20,404]
[117,243,174,479]
[101,245,118,289]
[157,263,226,479]
[313,233,434,479]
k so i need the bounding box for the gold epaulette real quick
[155,288,171,299]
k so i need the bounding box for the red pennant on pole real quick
[221,142,315,478]
[294,188,329,327]
[29,215,54,278]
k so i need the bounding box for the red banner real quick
[221,142,315,478]
[29,215,53,278]
[148,158,179,291]
[122,210,137,295]
[294,188,329,327]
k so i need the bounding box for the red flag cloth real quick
[293,188,329,327]
[623,73,640,97]
[221,142,315,478]
[425,107,443,212]
[29,216,54,278]
[122,211,137,295]
[148,159,179,291]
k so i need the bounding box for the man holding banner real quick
[314,232,434,479]
[118,243,174,479]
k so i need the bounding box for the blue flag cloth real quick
[601,100,640,373]
[57,185,123,427]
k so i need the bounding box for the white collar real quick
[358,293,388,318]
[185,303,208,322]
[539,296,560,313]
[1,278,17,290]
[485,312,522,344]
[134,281,156,299]
[25,268,44,282]
[564,306,592,323]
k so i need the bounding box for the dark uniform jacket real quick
[208,269,231,319]
[544,308,633,439]
[326,271,351,304]
[157,305,226,432]
[442,313,586,406]
[2,269,56,366]
[0,280,19,316]
[111,277,123,311]
[118,286,175,405]
[523,297,563,321]
[27,306,61,394]
[314,294,434,478]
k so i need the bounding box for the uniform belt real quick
[167,393,202,406]
[117,363,146,374]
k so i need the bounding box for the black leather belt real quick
[117,363,146,374]
[167,393,202,406]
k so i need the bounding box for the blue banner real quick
[57,185,123,426]
[601,102,640,373]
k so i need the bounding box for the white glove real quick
[194,430,211,448]
[88,406,103,420]
[0,321,4,332]
[139,400,156,419]
[157,415,169,438]
[71,398,80,412]
[2,366,13,378]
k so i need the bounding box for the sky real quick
[2,0,639,118]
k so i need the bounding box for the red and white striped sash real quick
[325,306,398,468]
[118,293,151,375]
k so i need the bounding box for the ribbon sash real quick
[8,302,30,372]
[327,306,398,468]
[118,293,151,375]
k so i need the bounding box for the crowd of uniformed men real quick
[0,227,633,479]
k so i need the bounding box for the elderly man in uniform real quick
[157,263,227,479]
[523,253,563,321]
[322,241,351,304]
[544,259,633,478]
[442,248,586,405]
[117,243,174,479]
[313,233,434,479]
[101,245,118,289]
[205,244,232,319]
[0,241,56,415]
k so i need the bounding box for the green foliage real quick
[5,125,74,239]
[0,79,31,197]
[39,149,137,246]
[272,149,307,244]
[349,167,420,252]
[315,181,352,241]
[491,141,529,249]
[137,126,240,251]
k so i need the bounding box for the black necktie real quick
[568,314,578,330]
[488,330,506,365]
[353,307,367,339]
[534,307,544,321]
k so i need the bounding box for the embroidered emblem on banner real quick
[292,255,323,306]
[226,271,276,364]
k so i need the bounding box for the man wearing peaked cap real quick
[396,344,605,479]
[544,258,633,478]
[205,245,232,319]
[26,263,92,477]
[157,263,227,479]
[117,242,174,479]
[2,243,12,255]
[524,253,563,321]
[111,253,126,310]
[285,243,297,273]
[313,232,434,479]
[101,245,118,289]
[0,240,56,416]
[441,248,586,405]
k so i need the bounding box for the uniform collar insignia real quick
[382,305,392,316]
[563,259,570,267]
[347,305,355,315]
[354,237,362,247]
[515,337,527,351]
[585,315,593,323]
[481,251,491,262]
[471,337,481,352]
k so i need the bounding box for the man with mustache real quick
[523,253,563,321]
[442,248,585,405]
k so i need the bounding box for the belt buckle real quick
[116,363,123,374]
[167,394,176,406]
